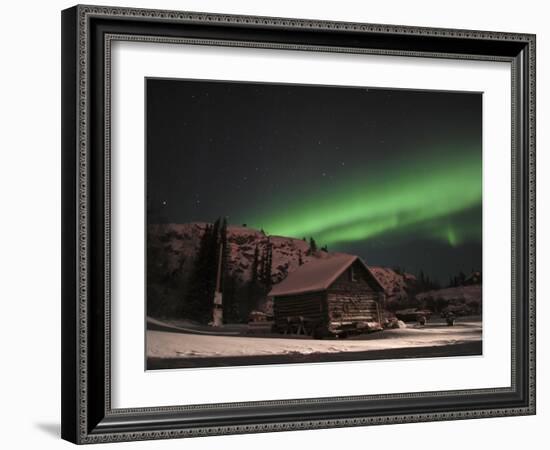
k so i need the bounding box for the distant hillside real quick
[369,267,417,302]
[148,222,333,286]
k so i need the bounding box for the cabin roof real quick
[268,253,384,297]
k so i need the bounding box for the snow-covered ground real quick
[147,320,481,359]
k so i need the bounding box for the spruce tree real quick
[266,242,273,287]
[261,240,273,288]
[250,245,259,285]
[220,217,236,321]
[184,225,214,322]
[182,219,225,324]
[309,237,318,254]
[247,245,260,315]
[205,218,222,300]
[419,270,426,290]
[223,273,239,323]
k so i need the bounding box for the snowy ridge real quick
[369,266,417,301]
[148,222,323,285]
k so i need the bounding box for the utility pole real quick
[212,242,223,327]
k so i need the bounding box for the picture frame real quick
[61,4,536,444]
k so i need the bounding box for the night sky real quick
[147,78,482,283]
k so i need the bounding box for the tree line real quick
[175,218,276,324]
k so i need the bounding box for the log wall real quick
[272,291,327,332]
[327,261,383,327]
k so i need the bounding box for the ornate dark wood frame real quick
[61,4,536,444]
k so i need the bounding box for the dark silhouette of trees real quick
[184,225,214,322]
[220,218,240,323]
[183,218,225,323]
[246,245,261,317]
[260,240,273,288]
[307,237,318,255]
[417,270,440,292]
[222,273,240,322]
[447,269,479,287]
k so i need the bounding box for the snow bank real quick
[147,321,482,359]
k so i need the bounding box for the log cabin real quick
[268,253,385,338]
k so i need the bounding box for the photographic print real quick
[146,78,482,370]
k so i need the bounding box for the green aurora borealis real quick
[247,147,481,248]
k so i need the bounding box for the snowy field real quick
[146,317,482,366]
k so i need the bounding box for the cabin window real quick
[349,266,357,282]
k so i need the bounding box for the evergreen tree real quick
[250,245,259,285]
[261,240,273,288]
[219,217,238,322]
[223,273,240,323]
[184,225,214,323]
[419,270,425,286]
[219,217,228,288]
[204,218,221,305]
[308,237,318,254]
[266,243,272,286]
[182,218,225,323]
[247,245,261,315]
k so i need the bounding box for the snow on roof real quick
[268,253,383,297]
